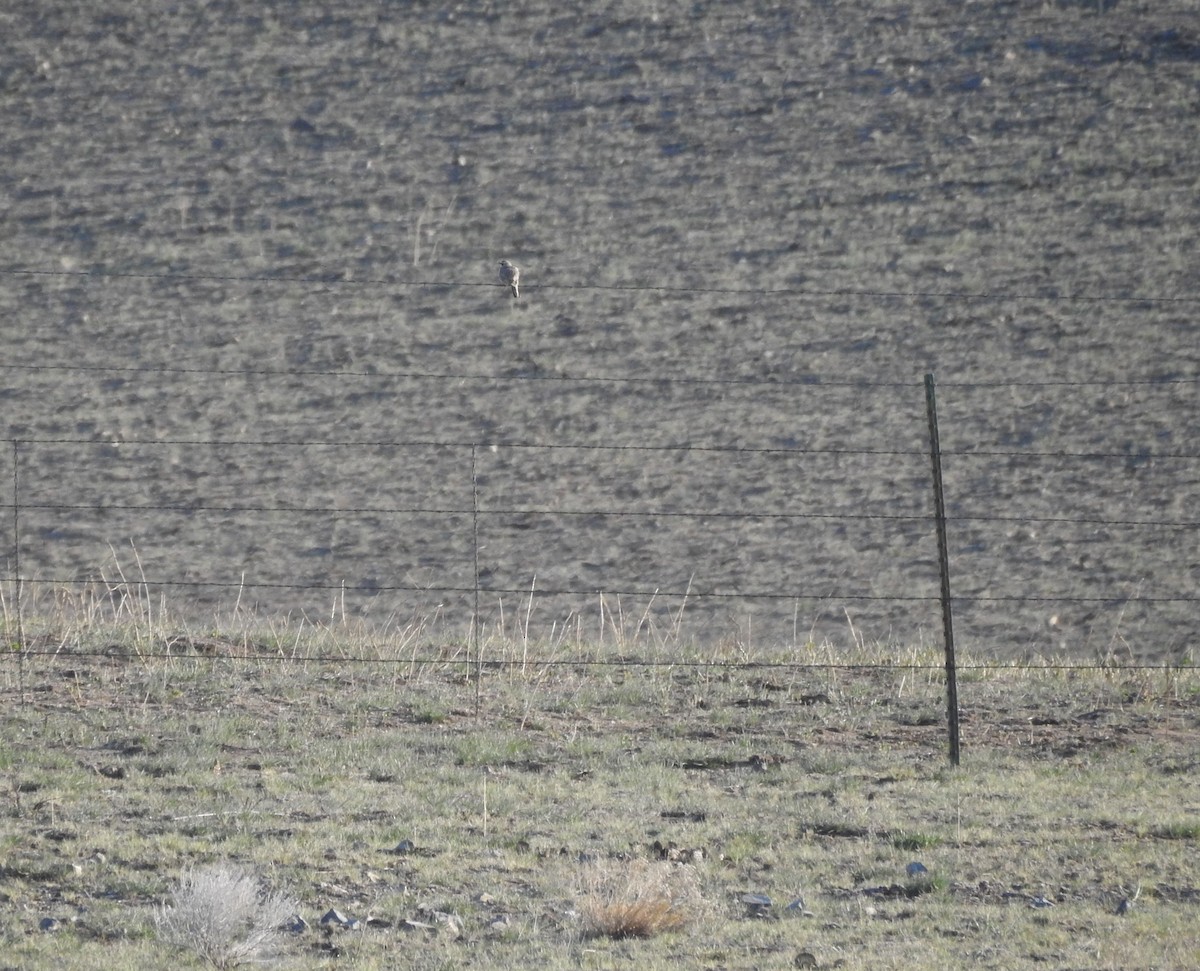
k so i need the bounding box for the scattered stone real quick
[786,897,814,916]
[285,914,308,933]
[742,892,772,916]
[474,892,496,905]
[906,862,928,877]
[650,839,704,863]
[486,914,512,934]
[1029,895,1054,909]
[320,908,352,928]
[1115,897,1133,915]
[391,839,416,854]
[432,911,465,938]
[398,919,436,934]
[795,951,819,968]
[39,917,60,932]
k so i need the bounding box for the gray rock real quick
[742,892,772,915]
[432,911,464,938]
[906,862,928,877]
[39,917,60,932]
[320,908,351,927]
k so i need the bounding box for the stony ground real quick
[0,640,1197,969]
[1,1,1198,658]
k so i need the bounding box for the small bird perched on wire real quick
[498,259,520,299]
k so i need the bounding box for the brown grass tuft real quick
[578,859,701,939]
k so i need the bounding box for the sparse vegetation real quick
[0,604,1196,969]
[2,2,1199,970]
[155,864,298,970]
[577,859,701,939]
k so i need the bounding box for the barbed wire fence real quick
[2,266,1198,761]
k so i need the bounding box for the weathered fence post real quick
[11,440,27,704]
[924,374,960,766]
[470,443,483,716]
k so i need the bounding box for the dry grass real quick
[577,859,702,939]
[0,595,1196,970]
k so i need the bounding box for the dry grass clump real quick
[577,859,703,940]
[154,863,298,969]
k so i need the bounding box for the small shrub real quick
[1149,821,1200,840]
[892,832,943,851]
[155,863,298,969]
[578,859,702,939]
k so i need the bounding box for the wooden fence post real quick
[11,440,27,704]
[924,375,960,766]
[470,443,483,716]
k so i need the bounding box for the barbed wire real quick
[3,574,1196,605]
[0,500,1195,530]
[6,435,1198,461]
[6,436,925,456]
[1,360,916,388]
[5,264,1200,305]
[0,645,1193,673]
[2,575,931,601]
[0,501,929,522]
[1,359,1198,390]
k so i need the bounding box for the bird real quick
[498,259,520,299]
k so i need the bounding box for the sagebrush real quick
[155,864,298,969]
